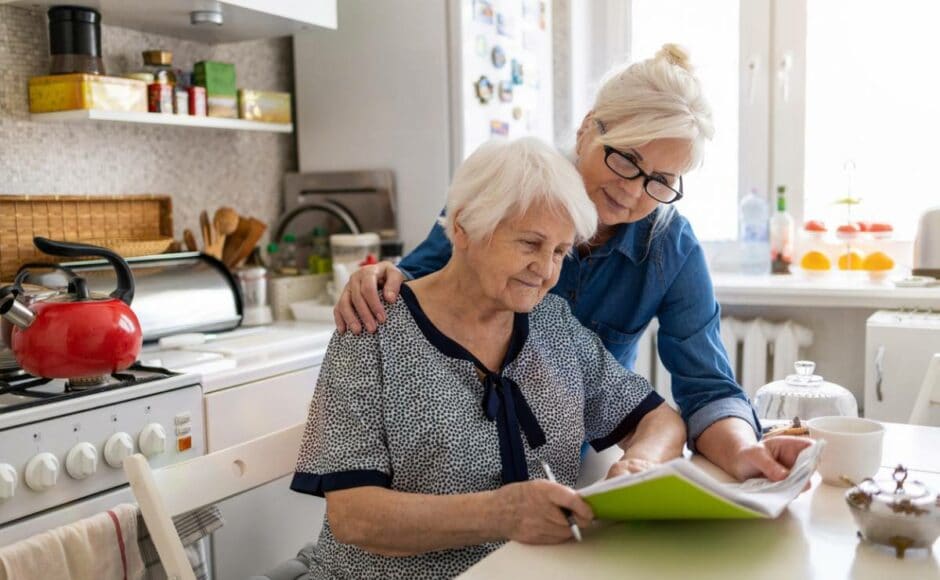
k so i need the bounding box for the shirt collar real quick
[599,210,656,264]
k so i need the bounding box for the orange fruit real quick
[800,251,831,271]
[862,251,894,271]
[838,250,865,270]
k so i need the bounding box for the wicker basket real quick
[0,194,173,280]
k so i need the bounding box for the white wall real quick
[293,0,452,251]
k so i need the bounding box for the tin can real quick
[147,83,173,113]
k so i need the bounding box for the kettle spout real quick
[0,295,34,329]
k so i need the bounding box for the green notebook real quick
[578,442,823,520]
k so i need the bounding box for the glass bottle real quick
[279,234,299,276]
[739,187,770,274]
[307,227,332,274]
[770,185,795,274]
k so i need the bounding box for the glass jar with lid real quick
[754,360,858,424]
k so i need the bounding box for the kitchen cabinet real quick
[1,0,336,43]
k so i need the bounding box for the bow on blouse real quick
[482,373,546,484]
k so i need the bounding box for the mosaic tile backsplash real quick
[0,5,296,240]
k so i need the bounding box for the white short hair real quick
[439,137,597,245]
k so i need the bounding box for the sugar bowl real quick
[844,465,940,558]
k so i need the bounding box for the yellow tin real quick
[28,74,148,114]
[237,89,292,124]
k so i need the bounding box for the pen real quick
[539,459,582,542]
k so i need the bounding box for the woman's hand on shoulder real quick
[333,261,406,334]
[493,479,593,544]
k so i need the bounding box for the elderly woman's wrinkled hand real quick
[333,260,406,334]
[494,479,593,544]
[605,457,658,479]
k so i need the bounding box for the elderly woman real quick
[335,44,812,483]
[290,137,685,578]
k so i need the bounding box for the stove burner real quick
[66,375,107,391]
[0,364,177,415]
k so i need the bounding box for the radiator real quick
[635,318,813,405]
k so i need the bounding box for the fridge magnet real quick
[474,76,494,104]
[498,80,514,103]
[491,45,507,69]
[475,34,488,57]
[512,106,524,120]
[539,1,547,30]
[496,12,515,37]
[511,59,524,84]
[473,0,494,25]
[490,119,509,136]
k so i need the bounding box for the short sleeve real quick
[290,330,391,497]
[563,302,664,451]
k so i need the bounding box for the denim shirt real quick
[398,209,761,449]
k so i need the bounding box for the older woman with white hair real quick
[336,44,812,484]
[290,137,685,579]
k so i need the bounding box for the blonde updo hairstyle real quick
[587,43,715,242]
[592,43,714,172]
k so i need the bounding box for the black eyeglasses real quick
[603,146,684,204]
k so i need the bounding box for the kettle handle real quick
[32,237,135,305]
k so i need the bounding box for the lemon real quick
[838,250,865,270]
[800,251,831,271]
[862,251,894,271]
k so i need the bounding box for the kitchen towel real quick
[137,505,224,580]
[0,503,145,580]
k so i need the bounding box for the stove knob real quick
[25,453,59,491]
[138,423,167,457]
[0,464,17,500]
[104,432,135,468]
[66,442,98,479]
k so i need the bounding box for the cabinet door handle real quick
[874,345,885,402]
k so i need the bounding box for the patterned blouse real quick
[291,284,663,579]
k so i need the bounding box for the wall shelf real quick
[30,109,293,133]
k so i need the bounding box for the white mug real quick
[806,416,885,486]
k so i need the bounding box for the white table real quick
[460,422,940,580]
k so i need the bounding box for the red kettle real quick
[0,237,142,380]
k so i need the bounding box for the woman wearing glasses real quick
[334,44,811,482]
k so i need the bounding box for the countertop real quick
[712,273,940,308]
[461,422,940,580]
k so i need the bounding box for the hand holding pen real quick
[540,460,583,542]
[493,466,593,544]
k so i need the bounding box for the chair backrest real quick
[124,424,304,580]
[909,354,940,426]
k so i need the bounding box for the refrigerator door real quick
[864,311,940,422]
[452,0,554,166]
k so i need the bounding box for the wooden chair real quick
[909,354,940,426]
[123,424,305,580]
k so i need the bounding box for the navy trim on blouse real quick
[290,470,391,498]
[399,284,545,484]
[589,391,665,451]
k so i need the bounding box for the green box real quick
[194,61,236,97]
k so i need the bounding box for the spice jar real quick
[143,50,176,113]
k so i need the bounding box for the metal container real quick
[845,465,940,558]
[913,206,940,278]
[18,252,242,342]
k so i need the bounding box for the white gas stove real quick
[0,365,205,545]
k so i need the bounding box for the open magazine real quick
[578,441,824,520]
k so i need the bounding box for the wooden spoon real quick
[213,207,239,248]
[183,229,198,252]
[199,210,213,250]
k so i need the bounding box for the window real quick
[630,0,741,242]
[803,0,939,239]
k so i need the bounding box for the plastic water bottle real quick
[739,188,770,274]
